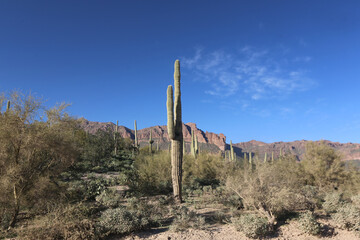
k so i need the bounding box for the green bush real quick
[95,189,122,208]
[332,203,360,232]
[98,207,144,236]
[322,192,343,214]
[232,214,270,239]
[298,211,321,235]
[170,206,206,232]
[16,203,99,240]
[97,197,165,236]
[133,151,172,195]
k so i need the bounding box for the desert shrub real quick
[322,192,343,214]
[332,203,360,232]
[298,211,321,235]
[0,92,82,228]
[95,189,122,208]
[68,176,108,201]
[16,203,99,240]
[226,157,309,227]
[183,153,224,189]
[170,206,206,232]
[232,214,270,239]
[98,207,144,236]
[133,151,172,195]
[97,197,165,236]
[301,141,346,190]
[351,193,360,208]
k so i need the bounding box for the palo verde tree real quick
[0,92,81,229]
[167,60,183,203]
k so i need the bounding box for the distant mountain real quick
[78,119,226,151]
[78,119,360,162]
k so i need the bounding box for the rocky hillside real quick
[79,119,226,151]
[78,119,360,162]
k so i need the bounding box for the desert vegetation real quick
[1,62,360,240]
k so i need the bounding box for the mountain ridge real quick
[78,119,360,162]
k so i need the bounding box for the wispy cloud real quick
[182,47,316,100]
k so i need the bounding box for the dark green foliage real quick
[232,214,270,239]
[298,211,321,235]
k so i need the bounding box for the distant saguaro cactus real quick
[134,120,139,149]
[167,60,183,203]
[149,129,154,153]
[114,120,119,155]
[264,152,267,163]
[249,152,253,170]
[6,100,10,112]
[230,140,234,161]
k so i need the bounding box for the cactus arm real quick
[167,85,174,140]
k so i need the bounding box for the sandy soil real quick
[115,205,359,240]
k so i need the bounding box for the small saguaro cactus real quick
[114,120,119,155]
[6,100,10,112]
[249,151,253,170]
[149,129,154,153]
[134,120,139,149]
[244,152,247,162]
[264,152,267,163]
[195,135,198,156]
[156,140,159,152]
[230,140,234,161]
[272,151,274,163]
[167,59,183,203]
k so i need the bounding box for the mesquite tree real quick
[167,60,183,203]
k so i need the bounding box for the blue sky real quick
[1,0,359,143]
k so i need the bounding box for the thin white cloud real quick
[182,47,316,100]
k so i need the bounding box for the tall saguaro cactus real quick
[167,60,183,203]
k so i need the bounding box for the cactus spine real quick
[167,60,183,203]
[134,120,139,149]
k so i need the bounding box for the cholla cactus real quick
[167,60,183,203]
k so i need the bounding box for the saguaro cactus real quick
[230,140,234,161]
[167,60,183,203]
[114,120,119,155]
[195,135,198,156]
[191,129,195,157]
[134,120,139,149]
[264,152,267,163]
[6,100,10,112]
[149,129,154,153]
